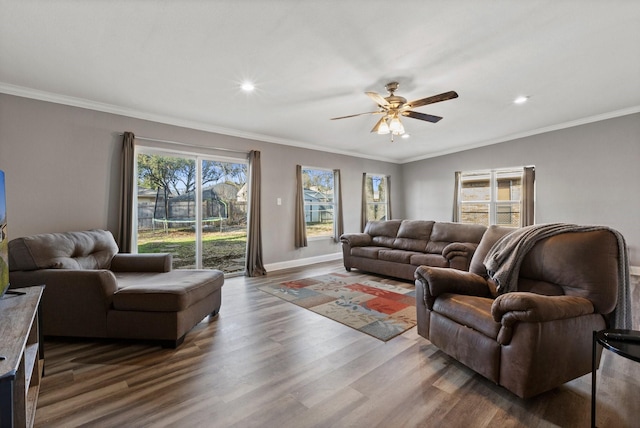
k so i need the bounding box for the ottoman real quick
[109,269,225,347]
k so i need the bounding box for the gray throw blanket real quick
[484,223,632,329]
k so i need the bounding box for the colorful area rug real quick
[259,272,416,341]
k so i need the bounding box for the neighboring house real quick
[236,183,247,202]
[304,188,333,223]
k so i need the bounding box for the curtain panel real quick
[360,173,367,232]
[333,169,344,242]
[452,171,461,222]
[294,165,307,248]
[521,166,536,226]
[117,132,135,252]
[245,150,266,276]
[386,175,392,221]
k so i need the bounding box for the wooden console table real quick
[0,286,45,428]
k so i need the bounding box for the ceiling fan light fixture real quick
[332,82,458,140]
[376,118,390,134]
[389,115,405,135]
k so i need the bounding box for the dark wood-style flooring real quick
[34,261,640,427]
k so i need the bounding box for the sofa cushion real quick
[430,222,487,244]
[469,225,516,277]
[393,220,434,251]
[378,249,422,264]
[426,222,487,254]
[518,229,619,315]
[351,246,386,259]
[9,229,118,271]
[113,270,224,312]
[433,294,500,339]
[364,220,402,248]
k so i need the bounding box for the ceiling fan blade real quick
[330,111,380,120]
[370,116,387,133]
[406,91,458,109]
[365,91,390,108]
[402,110,443,123]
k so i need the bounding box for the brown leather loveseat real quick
[340,220,487,281]
[415,224,631,398]
[9,229,224,347]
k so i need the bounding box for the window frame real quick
[301,166,336,239]
[134,144,248,271]
[457,167,525,227]
[364,173,389,222]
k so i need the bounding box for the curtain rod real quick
[120,133,250,155]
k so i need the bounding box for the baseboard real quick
[265,252,342,272]
[264,256,640,276]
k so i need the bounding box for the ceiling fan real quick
[331,82,458,141]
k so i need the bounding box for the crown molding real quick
[0,83,399,163]
[398,105,640,164]
[3,83,638,166]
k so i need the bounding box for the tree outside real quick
[364,174,388,221]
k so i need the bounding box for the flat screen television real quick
[0,170,9,299]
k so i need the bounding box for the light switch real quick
[277,197,282,206]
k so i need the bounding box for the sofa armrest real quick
[339,233,372,247]
[9,269,119,337]
[442,242,479,270]
[110,253,172,272]
[11,268,118,293]
[415,266,491,309]
[491,292,595,345]
[492,293,595,323]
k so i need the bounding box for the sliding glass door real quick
[135,148,247,275]
[199,158,247,272]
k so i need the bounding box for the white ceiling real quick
[1,1,639,163]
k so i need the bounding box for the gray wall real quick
[0,94,403,266]
[402,112,640,266]
[1,94,638,267]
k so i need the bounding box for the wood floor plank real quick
[34,262,640,427]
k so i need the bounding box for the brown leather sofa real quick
[9,229,224,347]
[415,224,628,398]
[340,220,487,281]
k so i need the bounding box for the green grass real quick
[138,228,246,273]
[305,221,334,238]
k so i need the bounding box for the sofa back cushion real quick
[519,229,619,315]
[426,222,487,254]
[469,225,516,277]
[9,229,119,271]
[393,220,434,252]
[364,220,402,248]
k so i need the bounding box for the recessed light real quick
[401,134,410,139]
[514,96,529,104]
[241,81,255,92]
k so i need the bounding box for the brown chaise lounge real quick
[9,229,224,348]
